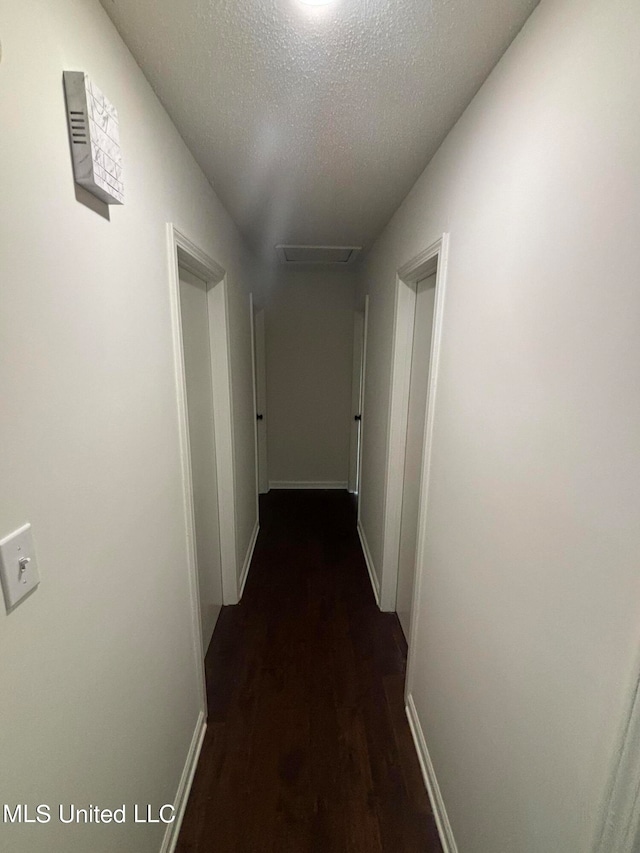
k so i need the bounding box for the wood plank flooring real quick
[176,490,442,852]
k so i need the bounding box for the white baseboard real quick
[268,480,348,490]
[405,694,458,853]
[239,519,259,599]
[356,520,381,606]
[160,709,207,853]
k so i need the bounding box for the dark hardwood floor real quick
[176,490,442,852]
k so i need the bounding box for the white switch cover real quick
[0,523,40,611]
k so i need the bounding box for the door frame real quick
[167,226,240,668]
[251,297,269,494]
[356,296,369,515]
[379,234,449,614]
[348,311,363,495]
[249,296,259,515]
[348,297,368,497]
[591,658,640,852]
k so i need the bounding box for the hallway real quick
[176,491,442,852]
[4,2,640,850]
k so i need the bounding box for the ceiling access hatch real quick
[275,245,361,265]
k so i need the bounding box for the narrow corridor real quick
[176,490,442,852]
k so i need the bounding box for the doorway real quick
[396,274,436,639]
[377,235,449,642]
[348,296,369,504]
[251,298,269,494]
[179,267,223,651]
[168,224,241,669]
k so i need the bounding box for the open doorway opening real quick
[179,266,223,651]
[378,236,449,646]
[396,273,436,639]
[168,225,241,663]
[251,298,269,495]
[348,296,369,506]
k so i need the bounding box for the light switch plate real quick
[0,523,40,612]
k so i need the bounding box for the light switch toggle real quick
[0,524,40,611]
[18,557,31,583]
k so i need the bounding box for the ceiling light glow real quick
[298,0,335,5]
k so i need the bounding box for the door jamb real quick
[167,225,239,700]
[379,234,449,615]
[251,298,269,495]
[591,659,640,852]
[356,295,369,521]
[348,310,364,494]
[403,235,449,697]
[249,294,261,512]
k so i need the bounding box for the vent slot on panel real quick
[276,245,361,265]
[69,111,88,144]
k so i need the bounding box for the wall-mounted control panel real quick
[63,70,124,205]
[0,523,40,612]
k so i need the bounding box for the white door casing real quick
[167,225,240,645]
[396,273,436,640]
[179,267,223,651]
[348,307,366,494]
[252,302,269,494]
[378,235,448,615]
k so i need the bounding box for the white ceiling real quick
[101,0,539,257]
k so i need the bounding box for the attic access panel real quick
[276,245,361,265]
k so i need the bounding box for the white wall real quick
[265,267,356,488]
[0,1,259,850]
[357,0,640,850]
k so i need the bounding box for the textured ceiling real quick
[101,0,539,256]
